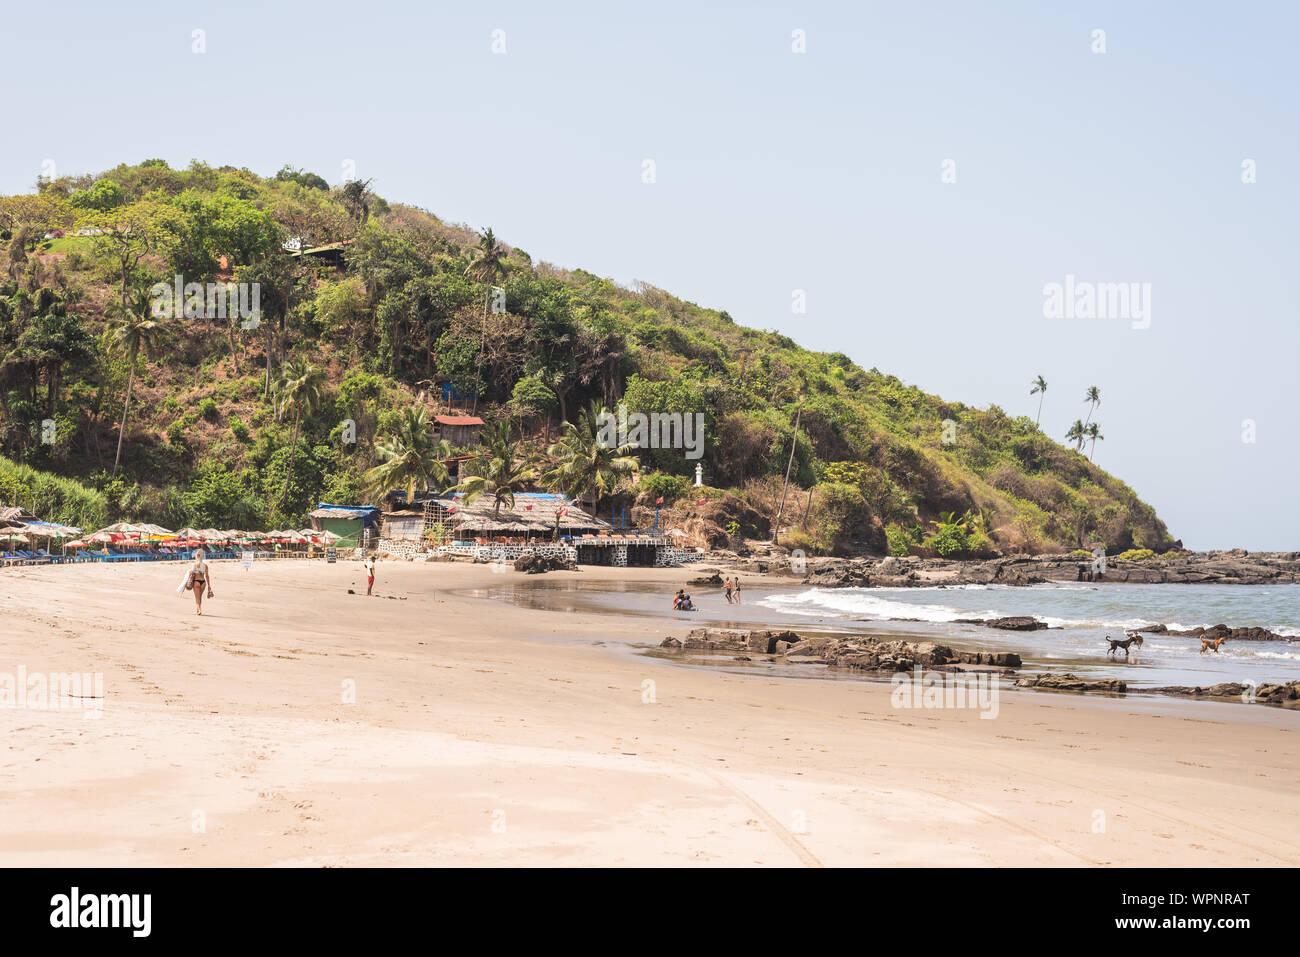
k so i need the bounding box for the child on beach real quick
[364,558,375,596]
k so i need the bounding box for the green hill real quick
[0,160,1173,556]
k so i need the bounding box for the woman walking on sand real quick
[732,577,741,604]
[178,548,215,615]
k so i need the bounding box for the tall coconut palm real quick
[1085,422,1104,461]
[107,306,166,476]
[453,420,538,519]
[464,228,510,413]
[1083,385,1101,426]
[1030,375,1048,427]
[1065,419,1086,452]
[362,407,452,503]
[271,358,326,509]
[542,401,638,514]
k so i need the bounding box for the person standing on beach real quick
[179,548,214,615]
[732,577,741,604]
[364,557,375,596]
[723,577,734,604]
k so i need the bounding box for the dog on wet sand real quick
[1200,635,1228,654]
[1105,631,1144,658]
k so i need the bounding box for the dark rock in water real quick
[660,637,682,649]
[953,616,1047,631]
[1146,680,1300,704]
[1138,623,1293,642]
[732,655,751,661]
[1015,673,1126,694]
[985,616,1048,631]
[513,553,576,574]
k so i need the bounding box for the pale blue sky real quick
[5,1,1296,548]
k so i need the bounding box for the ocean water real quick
[493,578,1300,691]
[756,583,1300,688]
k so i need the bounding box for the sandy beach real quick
[1,559,1297,867]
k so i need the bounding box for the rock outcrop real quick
[1014,673,1127,694]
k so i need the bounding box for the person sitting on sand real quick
[178,548,214,615]
[673,589,685,610]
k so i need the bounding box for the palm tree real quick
[362,407,452,503]
[1065,419,1086,452]
[107,306,165,476]
[464,228,510,413]
[1085,422,1104,461]
[1083,385,1101,426]
[1030,375,1048,427]
[541,401,638,514]
[453,421,538,519]
[271,358,326,509]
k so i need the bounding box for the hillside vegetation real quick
[0,160,1174,556]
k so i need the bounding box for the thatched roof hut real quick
[438,492,611,537]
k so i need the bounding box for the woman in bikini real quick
[185,548,214,615]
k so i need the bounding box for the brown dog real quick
[1200,635,1228,654]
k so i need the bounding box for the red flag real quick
[655,496,664,505]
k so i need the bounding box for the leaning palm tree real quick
[1030,375,1048,427]
[1083,385,1101,426]
[464,228,510,413]
[362,407,452,503]
[541,402,638,514]
[453,421,538,519]
[271,358,327,509]
[1085,422,1104,461]
[107,306,166,476]
[1065,419,1086,452]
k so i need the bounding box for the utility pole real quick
[772,395,804,544]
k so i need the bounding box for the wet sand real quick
[1,560,1297,866]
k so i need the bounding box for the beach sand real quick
[1,560,1296,867]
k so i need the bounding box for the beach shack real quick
[308,504,380,548]
[432,414,485,448]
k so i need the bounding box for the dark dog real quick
[1105,631,1144,658]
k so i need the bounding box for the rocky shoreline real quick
[709,549,1300,588]
[657,627,1300,707]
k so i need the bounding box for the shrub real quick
[229,418,250,441]
[639,471,690,503]
[885,523,911,557]
[197,397,218,420]
[1116,548,1156,562]
[805,481,868,554]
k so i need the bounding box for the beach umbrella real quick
[64,539,89,548]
